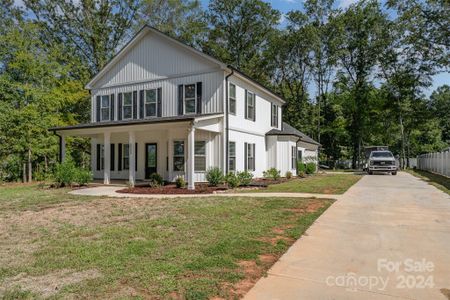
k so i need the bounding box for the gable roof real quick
[267,122,320,146]
[85,25,285,104]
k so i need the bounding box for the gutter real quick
[225,69,234,174]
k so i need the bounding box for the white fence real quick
[417,150,450,177]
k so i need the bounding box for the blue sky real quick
[200,0,449,97]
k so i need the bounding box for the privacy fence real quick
[417,150,450,177]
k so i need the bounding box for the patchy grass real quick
[0,184,332,299]
[245,173,362,194]
[406,169,450,195]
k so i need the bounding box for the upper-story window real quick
[145,89,157,118]
[229,83,236,115]
[245,90,255,121]
[271,103,278,127]
[101,95,110,121]
[123,92,133,120]
[184,84,196,114]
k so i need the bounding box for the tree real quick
[429,85,450,144]
[204,0,280,82]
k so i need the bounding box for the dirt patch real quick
[117,184,227,194]
[0,269,101,298]
[441,288,450,300]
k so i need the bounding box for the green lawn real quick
[406,169,450,195]
[0,184,332,299]
[246,173,362,194]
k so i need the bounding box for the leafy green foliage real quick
[149,173,164,188]
[205,167,224,186]
[263,168,281,180]
[305,163,316,174]
[54,158,92,187]
[175,176,186,188]
[237,171,253,186]
[285,171,293,179]
[225,172,240,189]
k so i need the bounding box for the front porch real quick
[53,114,224,189]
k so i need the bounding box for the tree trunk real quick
[399,114,406,170]
[22,162,27,183]
[27,148,32,183]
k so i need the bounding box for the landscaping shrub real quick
[306,162,316,174]
[237,170,253,186]
[206,167,224,186]
[149,173,164,188]
[285,171,293,179]
[297,161,306,178]
[225,172,240,188]
[175,176,186,188]
[54,158,92,187]
[263,168,281,180]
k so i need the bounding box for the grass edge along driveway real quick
[0,184,333,299]
[406,168,450,195]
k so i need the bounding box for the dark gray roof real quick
[49,113,223,131]
[266,122,320,146]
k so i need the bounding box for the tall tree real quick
[429,85,450,144]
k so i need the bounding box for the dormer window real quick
[100,95,110,121]
[123,92,133,119]
[184,84,196,114]
[145,89,157,118]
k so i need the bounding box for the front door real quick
[145,143,157,179]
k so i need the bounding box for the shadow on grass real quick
[407,169,450,195]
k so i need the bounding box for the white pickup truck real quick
[367,150,397,175]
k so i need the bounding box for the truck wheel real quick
[368,171,373,175]
[392,171,397,175]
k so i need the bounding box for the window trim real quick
[100,95,110,122]
[122,92,133,120]
[246,143,255,171]
[228,141,236,172]
[123,144,130,170]
[173,140,185,172]
[245,90,255,121]
[291,146,296,170]
[144,88,158,118]
[229,83,236,115]
[194,140,207,172]
[183,83,197,115]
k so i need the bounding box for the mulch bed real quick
[117,184,228,194]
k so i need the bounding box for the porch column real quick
[187,126,195,190]
[128,131,136,187]
[103,132,111,185]
[60,135,66,162]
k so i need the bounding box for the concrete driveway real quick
[245,172,450,300]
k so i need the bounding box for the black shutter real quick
[96,144,101,171]
[244,90,248,119]
[252,144,256,170]
[139,90,144,119]
[178,84,184,115]
[110,143,115,171]
[244,142,248,171]
[118,143,122,171]
[133,91,137,119]
[135,143,138,171]
[96,96,101,122]
[157,87,162,117]
[196,82,202,114]
[118,93,123,120]
[110,94,115,121]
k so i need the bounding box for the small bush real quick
[149,173,164,188]
[225,172,240,188]
[54,158,92,187]
[263,168,281,180]
[237,170,253,186]
[305,162,316,174]
[285,171,293,179]
[175,176,186,188]
[206,167,224,186]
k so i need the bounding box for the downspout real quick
[296,137,302,175]
[225,68,234,174]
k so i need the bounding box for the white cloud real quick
[14,0,25,8]
[339,0,359,9]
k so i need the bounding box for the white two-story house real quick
[51,26,319,189]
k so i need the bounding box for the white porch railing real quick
[417,150,450,177]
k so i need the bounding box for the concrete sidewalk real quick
[70,186,342,200]
[244,172,450,300]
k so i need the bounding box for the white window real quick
[291,146,296,169]
[145,89,157,118]
[229,141,236,171]
[184,84,196,114]
[123,92,133,120]
[229,83,236,115]
[246,143,255,171]
[100,95,110,121]
[194,141,206,171]
[246,91,255,120]
[271,104,278,127]
[123,144,130,170]
[173,141,185,171]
